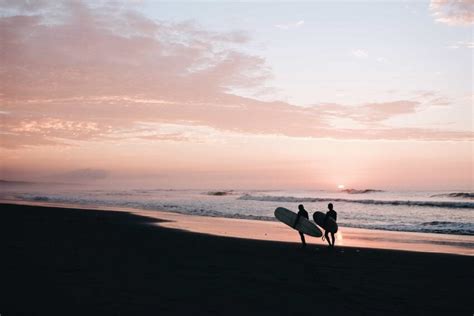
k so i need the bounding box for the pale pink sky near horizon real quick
[0,0,473,190]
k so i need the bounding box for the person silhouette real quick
[324,203,337,248]
[293,204,309,248]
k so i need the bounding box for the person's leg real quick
[324,231,331,246]
[299,232,306,247]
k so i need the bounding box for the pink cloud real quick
[0,1,264,101]
[316,101,420,124]
[136,133,190,142]
[430,0,474,26]
[0,0,472,149]
[3,94,472,148]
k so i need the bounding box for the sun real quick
[337,184,345,189]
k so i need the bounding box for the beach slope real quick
[1,203,473,315]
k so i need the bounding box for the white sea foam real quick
[238,194,474,209]
[2,188,473,236]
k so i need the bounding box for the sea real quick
[1,184,473,236]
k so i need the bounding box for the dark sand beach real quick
[1,203,473,315]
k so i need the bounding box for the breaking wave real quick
[417,221,474,235]
[6,191,474,236]
[238,194,474,209]
[341,189,384,194]
[430,192,474,199]
[32,196,50,201]
[206,191,235,196]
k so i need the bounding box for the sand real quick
[5,199,473,255]
[133,209,474,256]
[1,203,473,315]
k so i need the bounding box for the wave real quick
[32,196,50,201]
[8,194,474,235]
[206,191,234,196]
[337,222,474,236]
[238,194,474,209]
[12,194,276,222]
[421,221,454,226]
[341,189,384,194]
[430,192,474,199]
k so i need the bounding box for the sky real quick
[0,0,473,190]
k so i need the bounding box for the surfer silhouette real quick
[324,203,337,248]
[294,204,309,247]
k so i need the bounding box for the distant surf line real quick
[238,194,474,209]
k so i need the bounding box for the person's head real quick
[328,203,333,210]
[298,204,304,211]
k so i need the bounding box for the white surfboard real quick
[274,207,322,237]
[313,211,338,233]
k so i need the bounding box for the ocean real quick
[2,185,473,236]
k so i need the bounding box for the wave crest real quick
[206,191,234,196]
[237,194,474,209]
[341,189,384,194]
[430,192,474,199]
[8,193,474,235]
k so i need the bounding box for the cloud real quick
[53,168,109,181]
[410,90,455,108]
[136,133,190,142]
[316,101,420,124]
[351,49,368,59]
[412,90,438,98]
[430,0,474,26]
[0,2,266,101]
[3,94,472,147]
[0,0,472,149]
[274,20,304,30]
[447,40,474,48]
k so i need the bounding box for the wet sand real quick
[5,199,473,256]
[1,203,473,315]
[138,209,474,256]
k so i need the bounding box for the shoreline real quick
[3,200,473,256]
